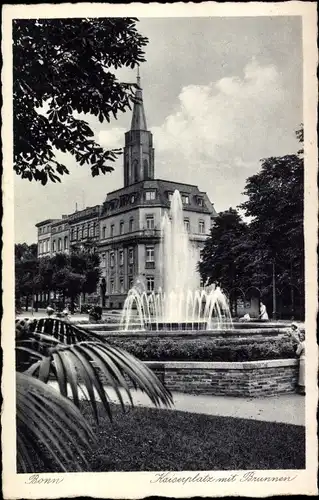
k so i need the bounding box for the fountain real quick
[121,190,232,331]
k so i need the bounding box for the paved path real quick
[49,382,305,427]
[104,388,305,426]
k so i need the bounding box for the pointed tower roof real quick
[130,66,148,131]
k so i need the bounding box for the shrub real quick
[104,336,297,362]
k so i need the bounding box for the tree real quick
[199,127,304,319]
[16,317,173,471]
[34,251,101,306]
[240,127,304,317]
[198,209,250,312]
[15,243,39,311]
[13,18,148,184]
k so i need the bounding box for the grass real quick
[31,402,305,472]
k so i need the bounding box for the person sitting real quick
[46,304,55,317]
[259,302,269,321]
[239,313,251,322]
[289,322,302,342]
[62,305,70,319]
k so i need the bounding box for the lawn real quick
[30,402,305,472]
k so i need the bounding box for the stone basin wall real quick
[145,359,299,397]
[88,328,291,340]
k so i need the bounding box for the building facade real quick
[35,73,217,308]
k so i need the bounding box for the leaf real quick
[16,372,95,472]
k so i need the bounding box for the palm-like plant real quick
[16,317,173,472]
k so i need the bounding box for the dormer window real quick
[197,197,204,207]
[145,190,156,201]
[182,195,189,205]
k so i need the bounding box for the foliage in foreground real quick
[13,18,148,183]
[16,317,173,472]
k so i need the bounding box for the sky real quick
[14,16,303,244]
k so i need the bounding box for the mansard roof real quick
[100,179,217,218]
[35,218,60,228]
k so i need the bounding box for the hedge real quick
[104,336,298,362]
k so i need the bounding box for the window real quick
[111,225,114,237]
[131,194,136,204]
[129,218,134,232]
[110,252,115,268]
[129,279,134,290]
[105,251,109,269]
[120,279,124,294]
[101,253,106,267]
[102,226,106,239]
[89,224,94,237]
[52,240,56,252]
[168,192,173,202]
[199,220,205,234]
[143,159,149,179]
[182,195,189,204]
[146,215,155,230]
[145,190,156,201]
[58,238,62,251]
[119,250,124,266]
[110,280,115,293]
[133,159,139,183]
[119,221,124,235]
[76,227,79,240]
[184,219,190,232]
[146,276,155,292]
[197,197,204,207]
[64,236,68,250]
[146,245,155,262]
[128,247,134,264]
[39,228,42,235]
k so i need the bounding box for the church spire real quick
[130,66,147,131]
[123,67,155,187]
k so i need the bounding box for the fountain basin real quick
[147,321,210,331]
[143,359,300,397]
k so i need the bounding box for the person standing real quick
[259,302,269,321]
[295,331,305,395]
[288,323,305,395]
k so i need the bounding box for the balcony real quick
[145,261,155,269]
[99,228,161,244]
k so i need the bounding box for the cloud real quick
[15,57,301,244]
[98,128,126,149]
[152,59,287,170]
